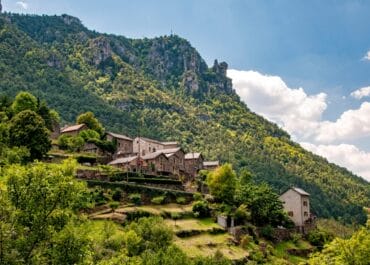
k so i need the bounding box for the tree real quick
[236,183,289,227]
[77,111,104,135]
[0,159,88,264]
[9,110,51,160]
[308,224,370,265]
[11,91,38,114]
[206,163,236,204]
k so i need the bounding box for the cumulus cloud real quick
[301,142,370,181]
[363,51,370,61]
[16,1,28,10]
[227,69,327,140]
[350,86,370,99]
[228,69,370,181]
[315,102,370,143]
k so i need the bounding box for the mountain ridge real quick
[0,12,369,223]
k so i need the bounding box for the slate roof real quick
[107,132,132,141]
[185,153,202,159]
[108,156,137,165]
[203,161,220,167]
[291,187,310,196]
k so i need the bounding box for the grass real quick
[116,203,193,216]
[165,218,222,233]
[174,233,248,260]
[273,239,312,264]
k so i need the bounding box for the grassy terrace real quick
[174,233,249,260]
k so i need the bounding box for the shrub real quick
[307,230,334,250]
[192,200,210,218]
[240,235,253,249]
[151,195,165,205]
[290,232,302,243]
[112,188,123,201]
[193,192,203,201]
[129,193,141,205]
[109,201,120,212]
[176,196,186,205]
[260,225,274,240]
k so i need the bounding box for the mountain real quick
[0,13,369,223]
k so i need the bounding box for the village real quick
[52,119,314,232]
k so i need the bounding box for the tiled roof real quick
[61,124,86,133]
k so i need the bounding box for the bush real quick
[192,200,211,218]
[129,193,141,205]
[193,192,203,201]
[112,188,123,201]
[109,201,120,212]
[176,196,186,205]
[240,235,253,249]
[151,195,165,205]
[260,225,274,240]
[307,230,334,250]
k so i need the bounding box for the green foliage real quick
[79,128,101,141]
[58,134,85,152]
[9,110,51,160]
[176,196,187,204]
[126,217,173,252]
[307,230,334,250]
[109,201,120,212]
[236,183,290,227]
[0,13,369,224]
[11,91,37,114]
[192,200,211,218]
[151,195,166,205]
[206,164,237,204]
[112,188,123,201]
[308,224,370,265]
[129,193,142,205]
[0,159,88,264]
[77,111,104,135]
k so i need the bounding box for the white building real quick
[279,187,310,227]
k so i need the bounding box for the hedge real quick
[127,177,182,185]
[85,180,194,202]
[109,172,169,181]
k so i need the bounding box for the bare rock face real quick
[61,14,81,25]
[182,71,199,93]
[87,37,113,66]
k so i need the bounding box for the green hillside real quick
[0,13,369,223]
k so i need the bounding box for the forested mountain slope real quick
[0,13,369,223]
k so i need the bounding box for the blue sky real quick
[3,0,370,181]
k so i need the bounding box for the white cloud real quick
[315,102,370,143]
[16,1,28,10]
[350,86,370,99]
[301,142,370,181]
[227,69,327,140]
[363,51,370,61]
[228,69,370,181]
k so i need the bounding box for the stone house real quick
[141,152,170,175]
[279,187,310,229]
[60,124,88,137]
[133,137,178,156]
[203,161,220,171]
[109,156,139,172]
[160,147,186,177]
[106,132,133,158]
[184,152,204,178]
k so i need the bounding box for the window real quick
[303,201,308,206]
[153,148,156,152]
[304,211,308,217]
[288,211,294,217]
